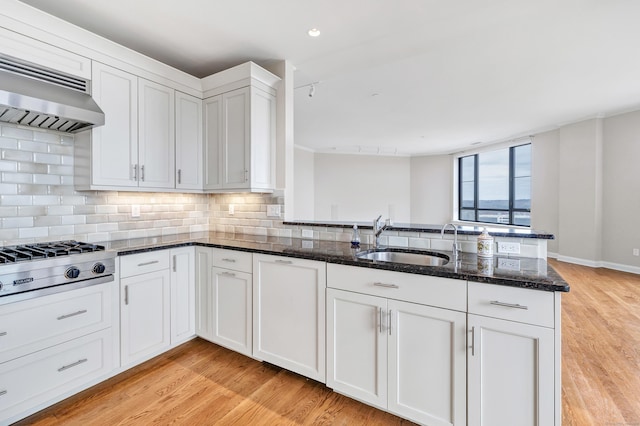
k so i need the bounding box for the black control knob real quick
[65,267,81,279]
[92,263,106,274]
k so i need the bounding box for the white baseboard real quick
[600,261,640,275]
[547,251,558,259]
[554,255,640,275]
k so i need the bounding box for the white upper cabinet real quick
[204,86,276,192]
[77,61,138,188]
[75,62,177,191]
[175,92,203,190]
[138,78,175,189]
[202,62,279,193]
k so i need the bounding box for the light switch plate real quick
[267,205,281,217]
[131,204,140,218]
[228,204,235,215]
[497,241,521,254]
[301,229,314,238]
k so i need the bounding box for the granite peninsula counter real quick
[104,231,569,292]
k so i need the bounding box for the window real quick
[458,143,531,226]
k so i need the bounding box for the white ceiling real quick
[19,0,640,155]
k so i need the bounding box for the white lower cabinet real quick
[327,288,467,426]
[253,254,326,382]
[120,251,171,367]
[0,283,115,425]
[467,281,558,426]
[170,247,196,345]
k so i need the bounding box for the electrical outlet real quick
[301,229,314,238]
[497,257,521,271]
[497,241,521,254]
[267,205,281,218]
[131,204,140,218]
[633,248,639,256]
[228,204,235,215]
[302,240,314,249]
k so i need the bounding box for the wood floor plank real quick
[14,261,640,425]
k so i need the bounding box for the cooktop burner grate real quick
[0,240,105,263]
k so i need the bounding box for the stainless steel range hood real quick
[0,55,104,133]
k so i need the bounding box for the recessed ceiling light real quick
[308,28,321,37]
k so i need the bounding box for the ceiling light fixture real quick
[309,84,316,98]
[308,28,321,37]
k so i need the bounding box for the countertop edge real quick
[111,236,569,293]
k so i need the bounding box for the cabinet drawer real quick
[468,281,555,328]
[120,250,170,277]
[213,248,252,273]
[327,264,467,312]
[0,329,113,424]
[0,283,112,364]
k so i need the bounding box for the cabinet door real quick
[121,269,171,367]
[468,314,555,426]
[253,254,326,382]
[90,62,138,187]
[175,92,203,190]
[249,87,276,190]
[195,247,213,340]
[203,95,222,189]
[222,87,251,188]
[170,247,195,345]
[327,289,387,409]
[210,267,253,356]
[138,78,175,189]
[388,300,467,426]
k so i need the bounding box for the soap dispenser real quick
[351,224,361,248]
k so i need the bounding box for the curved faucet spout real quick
[441,223,459,257]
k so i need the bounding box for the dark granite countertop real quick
[283,220,555,239]
[104,232,569,292]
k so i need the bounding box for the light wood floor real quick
[15,260,640,425]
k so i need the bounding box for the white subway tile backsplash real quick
[33,196,61,206]
[33,130,62,143]
[2,172,33,184]
[2,149,32,162]
[48,205,74,215]
[34,216,61,227]
[19,226,48,239]
[0,161,17,172]
[17,140,48,153]
[1,195,32,206]
[1,126,33,140]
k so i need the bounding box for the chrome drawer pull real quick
[124,285,129,305]
[275,260,293,264]
[57,309,87,320]
[0,331,7,337]
[373,282,399,289]
[58,358,87,372]
[0,390,6,397]
[379,307,383,334]
[490,300,529,310]
[221,272,236,277]
[138,260,159,267]
[221,258,237,263]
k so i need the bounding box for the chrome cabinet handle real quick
[57,309,87,321]
[221,258,236,263]
[132,164,138,181]
[245,170,248,182]
[58,358,87,372]
[0,331,6,337]
[471,326,476,356]
[490,300,529,310]
[177,169,182,184]
[388,310,392,335]
[140,165,145,181]
[221,272,236,277]
[373,282,399,289]
[124,285,129,305]
[379,307,383,334]
[173,255,177,272]
[138,260,159,267]
[275,259,293,264]
[0,390,6,397]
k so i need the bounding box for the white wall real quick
[293,146,315,220]
[410,155,452,224]
[313,153,411,222]
[557,118,604,264]
[602,110,640,270]
[531,130,560,254]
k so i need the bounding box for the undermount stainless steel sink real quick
[356,249,449,267]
